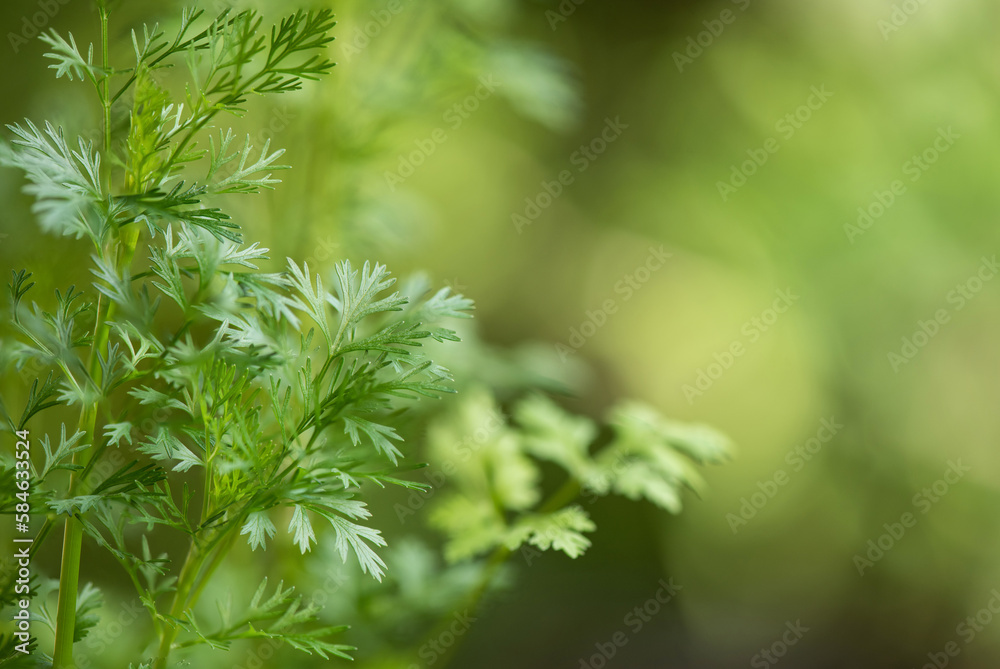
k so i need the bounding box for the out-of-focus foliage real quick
[427,389,730,562]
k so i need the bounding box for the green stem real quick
[418,477,584,669]
[50,288,103,668]
[430,545,509,669]
[26,516,54,561]
[51,405,97,669]
[538,478,582,514]
[152,523,237,668]
[153,541,203,669]
[100,5,111,158]
[52,520,83,666]
[51,156,142,669]
[153,414,235,668]
[184,529,237,615]
[425,476,586,669]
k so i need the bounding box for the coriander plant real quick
[0,5,472,668]
[0,4,732,668]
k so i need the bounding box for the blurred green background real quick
[2,0,1000,667]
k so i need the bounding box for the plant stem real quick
[51,84,142,662]
[152,523,238,668]
[100,5,111,157]
[51,405,97,669]
[52,240,141,665]
[184,529,237,616]
[153,418,234,668]
[432,545,509,669]
[52,519,83,666]
[421,477,584,669]
[27,516,53,560]
[153,541,203,669]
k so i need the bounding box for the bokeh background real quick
[2,0,1000,667]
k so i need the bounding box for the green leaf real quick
[8,269,35,312]
[318,511,387,581]
[342,415,403,464]
[91,460,166,495]
[149,240,190,310]
[611,401,732,464]
[488,430,540,511]
[430,495,506,563]
[104,422,134,447]
[277,629,354,660]
[288,505,316,553]
[597,402,734,511]
[330,260,406,336]
[247,10,336,96]
[39,30,102,83]
[607,461,683,513]
[73,583,103,642]
[0,120,104,240]
[232,272,304,329]
[208,130,289,194]
[49,495,105,515]
[138,429,202,473]
[18,373,64,429]
[515,393,597,482]
[286,259,332,345]
[122,182,241,243]
[128,386,190,414]
[504,506,596,559]
[241,511,277,551]
[37,424,87,480]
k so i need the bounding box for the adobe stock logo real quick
[340,0,414,62]
[672,0,753,73]
[384,75,501,192]
[512,117,628,234]
[408,610,477,668]
[555,245,671,361]
[716,86,833,202]
[844,127,959,244]
[915,588,1000,669]
[726,417,841,534]
[7,0,72,54]
[887,255,997,372]
[878,0,932,40]
[546,0,586,30]
[853,459,969,576]
[682,288,799,404]
[750,620,809,668]
[577,579,682,669]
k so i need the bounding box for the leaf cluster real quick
[0,6,473,665]
[427,389,731,562]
